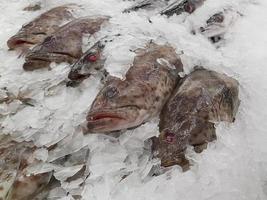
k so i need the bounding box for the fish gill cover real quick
[0,0,267,199]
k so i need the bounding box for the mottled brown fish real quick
[23,16,109,71]
[0,135,52,200]
[7,4,78,52]
[152,67,240,170]
[160,0,205,17]
[86,42,183,133]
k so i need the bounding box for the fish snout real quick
[23,59,50,71]
[7,34,34,50]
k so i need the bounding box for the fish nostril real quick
[164,131,176,144]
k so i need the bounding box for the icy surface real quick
[0,0,267,199]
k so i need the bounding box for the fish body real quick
[200,9,241,43]
[153,68,240,169]
[86,42,183,133]
[0,135,52,200]
[7,4,78,51]
[23,16,109,71]
[160,0,205,17]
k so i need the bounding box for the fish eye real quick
[164,131,176,144]
[104,86,118,98]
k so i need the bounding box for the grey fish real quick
[67,40,106,87]
[123,0,168,13]
[86,42,183,133]
[7,4,78,52]
[152,67,240,170]
[160,0,205,17]
[199,9,241,43]
[23,16,109,71]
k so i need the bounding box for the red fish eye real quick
[164,131,176,144]
[87,55,98,62]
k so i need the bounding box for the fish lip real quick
[24,52,77,70]
[86,106,140,133]
[7,37,35,50]
[86,111,126,122]
[23,59,51,71]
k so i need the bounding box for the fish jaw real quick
[86,107,146,133]
[23,52,76,71]
[7,35,35,50]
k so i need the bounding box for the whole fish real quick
[86,42,183,133]
[152,67,240,170]
[0,135,52,200]
[67,40,106,87]
[23,16,109,71]
[199,9,241,43]
[7,4,78,52]
[160,0,205,17]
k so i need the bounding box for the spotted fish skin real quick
[86,42,183,133]
[0,135,52,200]
[153,68,240,170]
[23,16,109,71]
[7,4,78,52]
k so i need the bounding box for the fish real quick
[23,16,109,71]
[199,9,241,43]
[123,0,168,13]
[67,40,106,87]
[86,42,183,133]
[152,67,240,170]
[7,4,78,53]
[0,135,52,200]
[160,0,205,17]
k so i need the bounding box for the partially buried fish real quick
[86,42,183,133]
[152,67,240,170]
[0,135,52,200]
[199,8,242,43]
[67,40,106,87]
[23,16,109,71]
[160,0,205,17]
[7,4,79,53]
[123,0,168,13]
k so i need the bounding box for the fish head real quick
[23,35,77,71]
[7,21,49,51]
[86,77,149,133]
[68,41,105,84]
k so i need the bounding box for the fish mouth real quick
[23,59,51,71]
[23,52,77,71]
[86,106,141,133]
[7,37,35,50]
